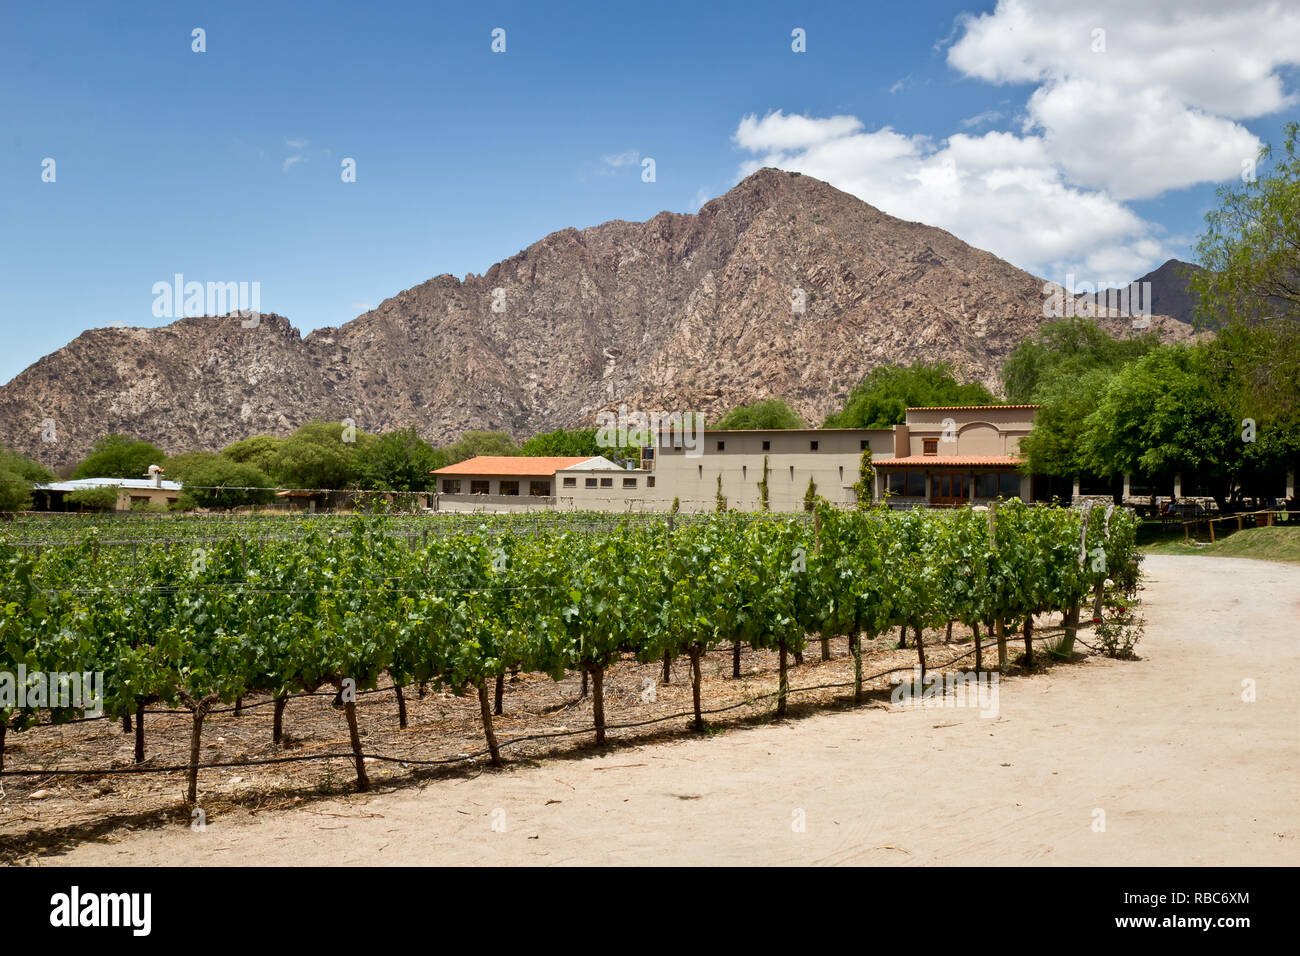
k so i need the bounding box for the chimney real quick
[146,464,164,489]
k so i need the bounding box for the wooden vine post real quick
[1060,503,1092,657]
[1090,503,1116,624]
[590,665,607,745]
[134,702,145,763]
[851,632,864,704]
[914,622,927,682]
[176,690,220,804]
[989,503,1007,670]
[272,694,288,744]
[688,645,704,732]
[395,683,409,728]
[341,683,370,792]
[476,679,502,766]
[777,641,789,717]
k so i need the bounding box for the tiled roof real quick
[904,405,1040,412]
[431,456,597,476]
[881,456,1024,467]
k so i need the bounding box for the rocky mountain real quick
[1132,258,1206,325]
[0,169,1195,469]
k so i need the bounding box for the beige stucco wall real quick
[554,468,660,511]
[117,488,180,511]
[650,429,894,513]
[901,407,1038,458]
[435,494,555,513]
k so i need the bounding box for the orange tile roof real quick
[904,405,1039,411]
[882,455,1024,467]
[431,456,594,476]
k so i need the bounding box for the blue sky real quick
[3,0,1298,384]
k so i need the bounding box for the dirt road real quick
[41,555,1300,865]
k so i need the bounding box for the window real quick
[529,480,551,496]
[975,473,997,498]
[562,476,576,488]
[441,479,461,494]
[716,440,726,452]
[789,465,795,480]
[499,481,519,496]
[623,477,637,489]
[923,438,938,456]
[810,441,819,451]
[998,473,1021,498]
[742,465,748,479]
[585,477,598,488]
[860,440,869,451]
[888,472,926,497]
[762,440,771,451]
[600,477,613,488]
[647,476,655,488]
[470,480,490,495]
[839,466,844,482]
[698,464,703,478]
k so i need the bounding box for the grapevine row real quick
[0,501,1140,799]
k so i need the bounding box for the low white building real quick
[34,474,183,511]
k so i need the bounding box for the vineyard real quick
[0,501,1140,822]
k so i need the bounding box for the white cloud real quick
[730,0,1300,282]
[958,109,1004,129]
[735,114,1162,279]
[281,155,304,173]
[947,0,1300,199]
[284,137,309,148]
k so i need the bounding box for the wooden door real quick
[931,472,969,507]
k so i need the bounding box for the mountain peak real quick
[0,175,1196,467]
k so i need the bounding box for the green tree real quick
[168,453,275,509]
[1002,318,1162,404]
[714,398,806,430]
[520,427,638,463]
[72,434,167,480]
[271,422,374,490]
[1080,346,1240,512]
[824,361,997,428]
[1018,368,1114,479]
[221,435,285,477]
[1192,120,1300,330]
[0,447,52,511]
[359,428,440,491]
[65,485,120,511]
[1189,122,1300,499]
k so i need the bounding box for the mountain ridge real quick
[0,168,1194,468]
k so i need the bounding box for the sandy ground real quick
[34,555,1300,865]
